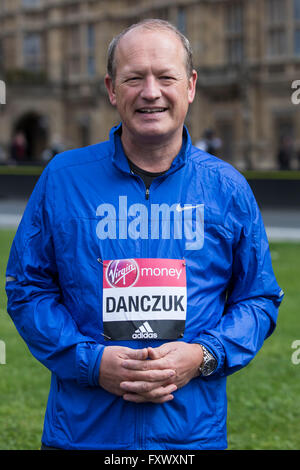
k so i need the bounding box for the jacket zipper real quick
[130,171,149,449]
[142,183,151,449]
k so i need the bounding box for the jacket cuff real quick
[76,343,105,387]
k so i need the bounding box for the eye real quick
[159,76,175,83]
[125,77,141,83]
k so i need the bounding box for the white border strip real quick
[266,227,300,241]
[0,214,22,227]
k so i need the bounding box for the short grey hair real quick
[107,19,194,82]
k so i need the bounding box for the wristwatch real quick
[199,345,217,376]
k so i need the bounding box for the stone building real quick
[0,0,300,169]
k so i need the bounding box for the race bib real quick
[102,258,187,341]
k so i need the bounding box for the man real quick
[6,19,283,450]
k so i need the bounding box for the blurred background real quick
[0,0,300,171]
[0,0,300,451]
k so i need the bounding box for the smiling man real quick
[6,19,283,450]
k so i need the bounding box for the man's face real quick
[105,27,197,145]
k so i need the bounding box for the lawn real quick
[0,230,50,450]
[0,229,299,450]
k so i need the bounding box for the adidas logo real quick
[132,321,158,340]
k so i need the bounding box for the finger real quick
[122,383,177,403]
[120,380,160,394]
[123,348,148,361]
[147,343,176,360]
[147,346,164,360]
[147,383,178,399]
[122,393,175,404]
[122,357,174,372]
[120,379,177,394]
[124,368,176,384]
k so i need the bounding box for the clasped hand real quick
[99,342,203,404]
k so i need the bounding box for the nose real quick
[140,76,161,100]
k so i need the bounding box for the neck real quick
[120,129,183,173]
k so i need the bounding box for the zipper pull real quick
[145,187,150,200]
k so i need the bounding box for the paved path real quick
[0,198,299,242]
[261,209,300,242]
[0,199,27,228]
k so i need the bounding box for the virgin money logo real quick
[106,259,139,288]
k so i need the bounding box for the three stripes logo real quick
[132,321,158,339]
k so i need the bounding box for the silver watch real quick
[199,345,217,376]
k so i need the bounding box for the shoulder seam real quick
[48,143,111,175]
[189,147,247,192]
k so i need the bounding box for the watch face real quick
[199,345,217,376]
[202,357,217,376]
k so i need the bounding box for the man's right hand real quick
[99,346,177,402]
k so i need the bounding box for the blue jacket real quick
[6,125,283,450]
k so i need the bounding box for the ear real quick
[104,74,117,107]
[187,69,197,104]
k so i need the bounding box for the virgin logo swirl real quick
[106,259,139,288]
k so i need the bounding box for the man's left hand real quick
[120,342,203,403]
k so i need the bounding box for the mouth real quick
[136,107,168,114]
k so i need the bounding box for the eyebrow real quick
[120,67,180,78]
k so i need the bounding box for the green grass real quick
[242,170,300,180]
[0,230,50,450]
[0,165,44,176]
[227,243,300,450]
[0,229,299,449]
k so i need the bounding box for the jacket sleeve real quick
[191,179,284,377]
[5,166,104,387]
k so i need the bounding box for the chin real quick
[134,123,171,138]
[137,129,170,142]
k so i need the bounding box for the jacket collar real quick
[110,123,191,176]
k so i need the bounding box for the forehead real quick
[115,27,186,73]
